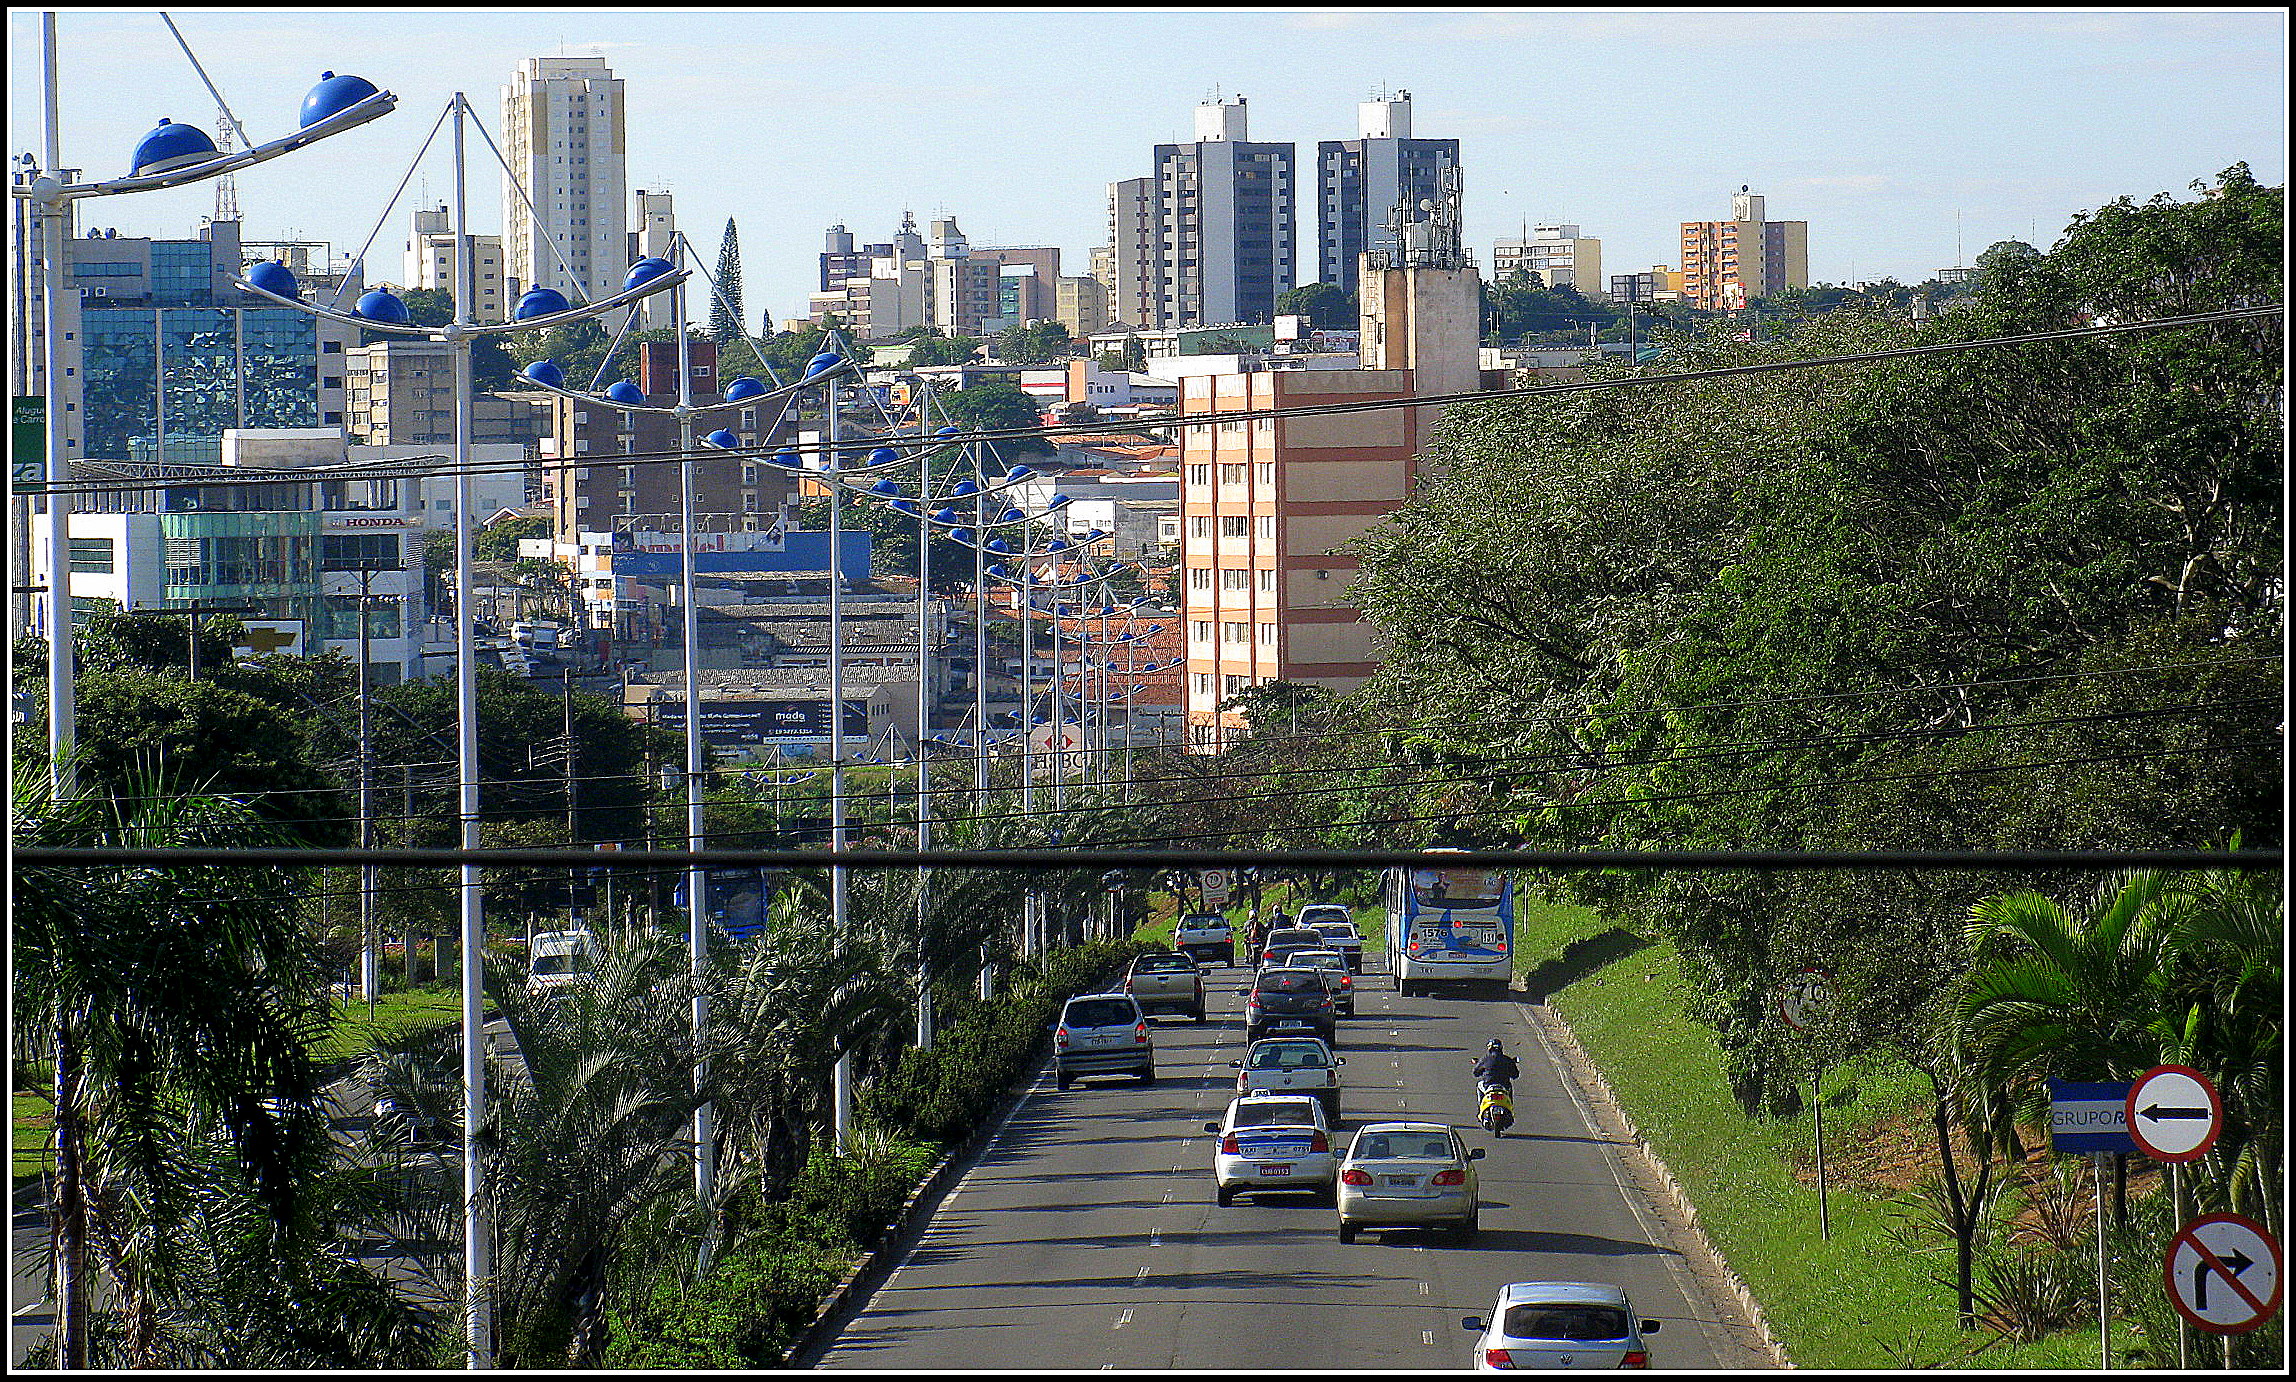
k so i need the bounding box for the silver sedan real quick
[1336,1121,1484,1243]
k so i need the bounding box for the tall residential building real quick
[1152,97,1297,328]
[404,203,507,322]
[1180,187,1479,746]
[630,188,676,327]
[1104,176,1158,329]
[1680,186,1808,311]
[1314,91,1461,296]
[1491,224,1602,294]
[500,55,628,306]
[1055,275,1110,336]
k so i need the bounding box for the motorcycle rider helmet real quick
[1487,1039,1503,1052]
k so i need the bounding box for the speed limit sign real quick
[1777,969,1834,1031]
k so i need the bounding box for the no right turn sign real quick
[2165,1212,2282,1335]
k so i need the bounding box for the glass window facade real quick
[82,306,318,461]
[150,241,213,305]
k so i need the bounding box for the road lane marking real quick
[1420,1281,1431,1295]
[1149,1231,1162,1246]
[1135,1266,1150,1285]
[1422,1330,1436,1346]
[1114,1308,1133,1329]
[1162,1190,1174,1203]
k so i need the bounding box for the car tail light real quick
[1483,1349,1515,1368]
[1340,1168,1373,1185]
[1622,1351,1649,1368]
[1054,1028,1069,1051]
[1220,1134,1240,1154]
[1308,1132,1329,1153]
[1133,1021,1150,1044]
[1431,1168,1466,1186]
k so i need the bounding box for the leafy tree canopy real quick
[935,381,1051,454]
[1275,281,1357,331]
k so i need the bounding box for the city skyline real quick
[7,9,2285,327]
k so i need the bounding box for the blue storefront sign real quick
[2049,1078,2138,1155]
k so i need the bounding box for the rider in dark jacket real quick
[1473,1040,1521,1088]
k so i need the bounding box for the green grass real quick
[310,986,470,1067]
[14,1089,55,1183]
[1546,923,2136,1369]
[1510,893,1613,972]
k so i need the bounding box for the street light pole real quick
[827,358,853,1150]
[39,12,73,796]
[672,266,714,1213]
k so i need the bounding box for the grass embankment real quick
[1524,898,2108,1368]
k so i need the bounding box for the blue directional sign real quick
[2049,1078,2138,1154]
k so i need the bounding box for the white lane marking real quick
[1422,1330,1436,1346]
[1114,1308,1133,1329]
[1135,1265,1150,1285]
[1149,1230,1162,1246]
[1162,1190,1174,1203]
[1419,1281,1431,1295]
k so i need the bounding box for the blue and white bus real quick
[1385,858,1514,996]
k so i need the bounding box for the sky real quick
[8,8,2286,325]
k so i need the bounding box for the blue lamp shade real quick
[1054,604,1072,616]
[131,119,219,177]
[1000,508,1026,524]
[949,528,976,546]
[772,450,802,468]
[1047,539,1070,552]
[1047,493,1072,509]
[931,507,959,525]
[522,358,565,388]
[354,287,411,324]
[705,429,741,449]
[301,71,380,129]
[803,351,842,378]
[935,425,962,439]
[622,256,675,291]
[513,286,572,321]
[605,380,647,407]
[867,446,900,466]
[868,477,903,497]
[1085,528,1107,541]
[951,479,979,498]
[722,376,767,404]
[1004,464,1036,482]
[889,499,921,517]
[986,538,1012,554]
[244,260,300,302]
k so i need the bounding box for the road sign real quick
[2165,1212,2281,1335]
[1199,868,1232,909]
[1776,969,1833,1031]
[2126,1064,2224,1163]
[2048,1078,2137,1155]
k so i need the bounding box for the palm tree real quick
[2149,865,2283,1226]
[12,767,361,1366]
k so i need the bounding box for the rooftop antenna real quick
[1956,209,1964,267]
[212,109,239,223]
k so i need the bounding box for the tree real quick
[1484,271,1613,343]
[904,334,982,368]
[1055,401,1103,426]
[399,287,455,329]
[936,381,1051,455]
[711,219,745,346]
[994,320,1071,366]
[1275,282,1356,330]
[476,515,552,563]
[13,772,381,1366]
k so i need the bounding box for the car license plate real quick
[1257,1164,1292,1176]
[1275,1018,1307,1028]
[1381,1174,1418,1188]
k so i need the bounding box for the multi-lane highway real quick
[817,958,1774,1370]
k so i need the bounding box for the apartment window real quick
[1186,463,1210,487]
[67,537,114,573]
[1221,621,1248,643]
[1190,620,1211,643]
[1258,622,1277,645]
[1255,515,1274,539]
[1257,568,1276,593]
[1192,672,1213,695]
[1219,568,1248,592]
[1256,461,1275,484]
[1189,515,1211,539]
[1187,567,1211,592]
[1220,463,1246,485]
[1223,674,1246,696]
[1219,515,1247,538]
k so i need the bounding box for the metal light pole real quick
[914,424,934,1051]
[38,14,71,795]
[827,355,853,1150]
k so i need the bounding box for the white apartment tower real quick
[501,56,628,306]
[1152,97,1297,328]
[1315,92,1460,297]
[404,204,507,321]
[632,188,676,327]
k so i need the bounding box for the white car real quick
[1462,1281,1662,1369]
[1336,1121,1483,1243]
[1231,1035,1345,1118]
[1204,1094,1337,1205]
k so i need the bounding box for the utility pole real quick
[357,565,377,1015]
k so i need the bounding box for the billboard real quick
[653,699,867,744]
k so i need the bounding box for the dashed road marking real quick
[1420,1281,1431,1295]
[1135,1265,1150,1285]
[1162,1190,1174,1203]
[1114,1308,1133,1329]
[1422,1330,1436,1346]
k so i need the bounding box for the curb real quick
[780,1042,1051,1368]
[1524,990,1793,1370]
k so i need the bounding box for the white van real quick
[527,929,598,993]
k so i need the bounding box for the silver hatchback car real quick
[1462,1281,1662,1369]
[1336,1121,1484,1242]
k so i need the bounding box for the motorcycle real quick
[1477,1079,1515,1136]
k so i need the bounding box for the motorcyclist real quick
[1472,1039,1521,1091]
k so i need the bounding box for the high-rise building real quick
[1680,186,1808,311]
[1180,185,1480,747]
[405,203,507,322]
[1491,224,1601,294]
[1152,97,1296,328]
[1314,91,1460,296]
[1055,275,1110,336]
[501,55,629,307]
[1104,176,1159,329]
[630,188,676,327]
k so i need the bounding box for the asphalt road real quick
[819,960,1763,1371]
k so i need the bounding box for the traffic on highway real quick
[816,899,1766,1371]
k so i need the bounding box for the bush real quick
[1973,1246,2089,1343]
[603,1239,850,1368]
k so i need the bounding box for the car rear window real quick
[1064,998,1138,1028]
[1501,1305,1630,1343]
[1135,955,1193,972]
[1354,1131,1456,1161]
[1234,1101,1319,1127]
[1267,928,1322,946]
[1247,1043,1329,1070]
[1257,971,1322,994]
[1312,921,1357,937]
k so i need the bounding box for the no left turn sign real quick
[2165,1212,2281,1335]
[2126,1064,2224,1163]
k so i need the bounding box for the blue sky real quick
[10,9,2285,323]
